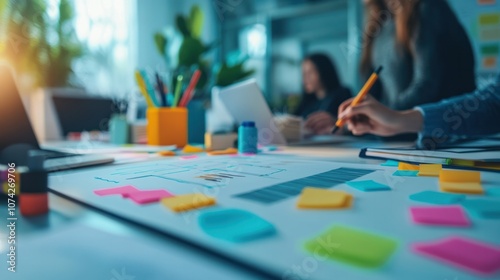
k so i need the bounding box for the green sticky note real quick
[481,44,500,56]
[393,170,419,177]
[479,13,500,26]
[304,226,397,268]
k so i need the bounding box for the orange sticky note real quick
[182,145,205,153]
[208,148,238,156]
[158,150,176,156]
[161,193,215,212]
[398,162,419,171]
[440,182,484,194]
[439,170,481,183]
[418,164,442,177]
[297,187,353,209]
[439,170,483,194]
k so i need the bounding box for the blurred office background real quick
[1,0,499,140]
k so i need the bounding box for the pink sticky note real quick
[127,189,174,204]
[180,155,198,160]
[410,206,470,227]
[413,237,500,275]
[94,185,139,197]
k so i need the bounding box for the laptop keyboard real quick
[40,150,78,159]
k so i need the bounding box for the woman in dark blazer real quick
[361,0,476,110]
[295,53,352,135]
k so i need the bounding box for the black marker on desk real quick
[20,151,48,216]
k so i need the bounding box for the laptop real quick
[0,65,114,171]
[218,79,355,146]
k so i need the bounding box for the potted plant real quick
[153,5,255,138]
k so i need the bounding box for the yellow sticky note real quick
[418,164,442,177]
[439,170,481,183]
[398,162,419,171]
[182,145,205,153]
[440,182,484,194]
[208,148,238,156]
[161,193,215,212]
[297,187,352,209]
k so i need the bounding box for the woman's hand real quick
[305,111,337,135]
[338,95,423,136]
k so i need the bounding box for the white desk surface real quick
[4,140,491,280]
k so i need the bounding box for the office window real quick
[72,0,136,97]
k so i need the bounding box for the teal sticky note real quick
[393,170,419,177]
[198,208,276,242]
[410,191,466,205]
[381,160,399,167]
[487,188,500,197]
[461,199,500,219]
[347,180,391,192]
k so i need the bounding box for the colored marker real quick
[179,69,201,107]
[172,75,184,107]
[135,70,155,108]
[140,70,160,107]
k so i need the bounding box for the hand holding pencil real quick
[337,67,424,136]
[331,66,383,134]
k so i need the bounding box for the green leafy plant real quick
[153,4,254,94]
[154,5,210,90]
[215,60,255,87]
[0,0,84,89]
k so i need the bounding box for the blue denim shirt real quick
[416,74,500,149]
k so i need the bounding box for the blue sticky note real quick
[393,170,419,177]
[381,160,399,167]
[461,199,500,219]
[409,191,466,205]
[198,208,276,242]
[487,188,500,197]
[347,180,391,192]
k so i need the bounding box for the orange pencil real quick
[179,69,201,107]
[331,66,383,134]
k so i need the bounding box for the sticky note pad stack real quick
[305,226,397,268]
[297,187,352,209]
[439,170,483,194]
[162,193,215,212]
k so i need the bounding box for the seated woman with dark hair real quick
[295,53,352,135]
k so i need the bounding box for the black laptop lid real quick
[0,66,40,162]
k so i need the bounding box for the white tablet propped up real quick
[218,79,287,145]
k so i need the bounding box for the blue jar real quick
[238,121,258,154]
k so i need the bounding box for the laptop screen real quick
[0,66,40,155]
